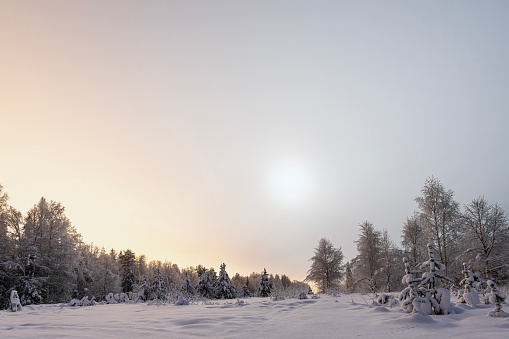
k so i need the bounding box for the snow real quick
[2,293,509,338]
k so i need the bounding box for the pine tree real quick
[214,263,237,299]
[259,268,273,297]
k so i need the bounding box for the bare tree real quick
[460,196,509,279]
[306,238,344,293]
[415,176,459,276]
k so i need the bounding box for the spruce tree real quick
[152,267,167,301]
[181,272,195,298]
[259,268,273,297]
[214,263,237,299]
[119,249,136,293]
[196,268,214,299]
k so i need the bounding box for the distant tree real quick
[181,272,195,298]
[259,268,273,297]
[379,229,403,292]
[401,213,427,265]
[344,262,354,291]
[24,197,78,302]
[415,176,459,276]
[460,196,509,279]
[153,267,168,300]
[306,238,344,293]
[196,267,214,298]
[281,274,291,289]
[354,221,381,292]
[119,249,137,293]
[214,263,237,299]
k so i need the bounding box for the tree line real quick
[0,184,308,309]
[306,176,509,293]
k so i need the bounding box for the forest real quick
[2,176,508,309]
[0,184,307,309]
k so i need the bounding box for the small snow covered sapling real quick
[9,290,22,312]
[459,263,480,307]
[399,257,428,314]
[486,280,509,317]
[418,243,454,314]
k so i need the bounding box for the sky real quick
[1,1,508,281]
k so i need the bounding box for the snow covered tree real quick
[344,261,354,291]
[458,263,480,306]
[196,268,214,299]
[152,267,167,301]
[181,272,195,298]
[23,197,78,303]
[418,243,454,314]
[415,176,460,277]
[379,229,405,292]
[259,268,273,297]
[399,256,427,314]
[281,274,291,289]
[119,249,137,293]
[401,213,427,265]
[214,263,237,299]
[305,238,344,293]
[486,279,508,317]
[459,196,509,280]
[354,221,381,292]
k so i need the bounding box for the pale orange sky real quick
[2,1,509,281]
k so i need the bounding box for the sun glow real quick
[267,161,313,205]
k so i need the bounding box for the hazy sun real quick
[268,161,312,205]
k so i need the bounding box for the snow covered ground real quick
[2,294,509,338]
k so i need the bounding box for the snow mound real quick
[392,313,436,324]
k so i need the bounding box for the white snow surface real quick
[2,294,509,338]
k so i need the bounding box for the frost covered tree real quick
[344,262,354,291]
[119,249,137,293]
[152,267,167,301]
[401,213,427,265]
[196,267,214,298]
[459,196,509,280]
[353,221,381,292]
[181,272,195,298]
[415,176,459,277]
[486,279,508,317]
[214,263,237,299]
[418,243,454,314]
[259,268,273,297]
[379,230,403,292]
[24,197,78,303]
[305,238,344,293]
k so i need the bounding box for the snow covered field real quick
[2,294,509,338]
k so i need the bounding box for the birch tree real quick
[306,238,344,293]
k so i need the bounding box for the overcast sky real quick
[1,1,508,280]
